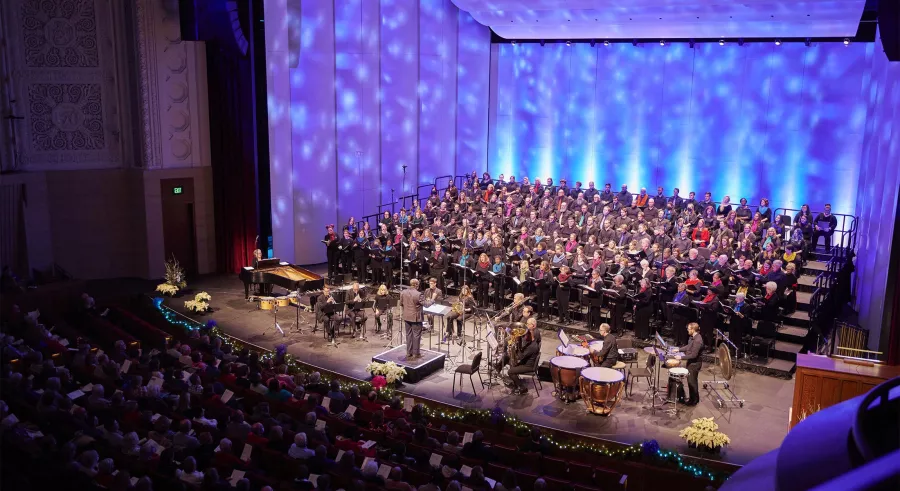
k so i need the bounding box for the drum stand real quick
[263,305,286,337]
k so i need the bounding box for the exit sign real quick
[172,186,183,195]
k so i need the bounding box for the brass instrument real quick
[507,326,527,345]
[452,301,464,315]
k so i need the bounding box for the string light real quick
[152,297,727,482]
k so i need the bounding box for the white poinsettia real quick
[679,417,730,449]
[185,300,211,313]
[366,361,408,384]
[156,283,179,296]
[194,292,212,303]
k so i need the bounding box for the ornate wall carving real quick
[28,83,104,150]
[22,0,100,68]
[134,0,210,169]
[2,0,123,170]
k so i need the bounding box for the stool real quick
[613,361,628,393]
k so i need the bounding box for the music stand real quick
[484,330,500,387]
[321,303,344,347]
[375,295,403,348]
[291,281,307,334]
[424,303,451,352]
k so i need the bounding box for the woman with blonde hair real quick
[373,284,390,336]
[445,285,476,343]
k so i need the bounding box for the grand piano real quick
[239,258,325,298]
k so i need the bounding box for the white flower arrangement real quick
[156,283,179,296]
[185,292,212,313]
[165,256,187,289]
[679,417,731,450]
[365,361,407,384]
[184,300,211,313]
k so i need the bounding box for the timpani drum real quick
[550,356,589,403]
[587,340,604,366]
[259,297,276,310]
[557,344,591,363]
[667,367,689,401]
[276,296,292,307]
[579,367,625,416]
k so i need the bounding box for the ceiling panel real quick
[451,1,867,39]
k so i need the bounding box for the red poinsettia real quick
[371,375,387,390]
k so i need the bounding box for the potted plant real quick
[157,256,187,296]
[185,292,212,314]
[156,283,179,296]
[679,417,730,454]
[365,361,407,386]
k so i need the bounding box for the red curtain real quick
[207,42,259,273]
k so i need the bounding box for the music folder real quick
[579,284,597,293]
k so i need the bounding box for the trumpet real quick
[326,293,336,304]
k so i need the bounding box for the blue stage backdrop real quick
[489,42,870,214]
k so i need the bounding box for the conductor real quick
[400,278,426,360]
[673,322,703,406]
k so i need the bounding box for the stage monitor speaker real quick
[880,0,900,61]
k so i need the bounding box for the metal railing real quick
[773,207,858,259]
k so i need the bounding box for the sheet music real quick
[377,464,392,479]
[462,432,473,445]
[558,329,570,348]
[221,389,234,403]
[241,443,252,461]
[486,332,498,350]
[229,470,246,486]
[404,397,415,411]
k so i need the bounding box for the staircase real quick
[760,247,846,376]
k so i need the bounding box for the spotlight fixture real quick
[603,40,610,46]
[566,40,572,46]
[775,39,782,46]
[843,38,850,46]
[632,39,638,47]
[805,38,811,47]
[689,39,695,48]
[511,40,517,45]
[719,39,725,46]
[659,40,665,46]
[540,39,545,46]
[738,38,744,46]
[590,39,596,47]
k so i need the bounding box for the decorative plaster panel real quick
[4,0,123,170]
[22,0,100,68]
[28,82,104,150]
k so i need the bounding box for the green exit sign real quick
[172,186,183,195]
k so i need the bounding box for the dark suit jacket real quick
[399,288,425,322]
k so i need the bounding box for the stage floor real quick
[164,272,794,466]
